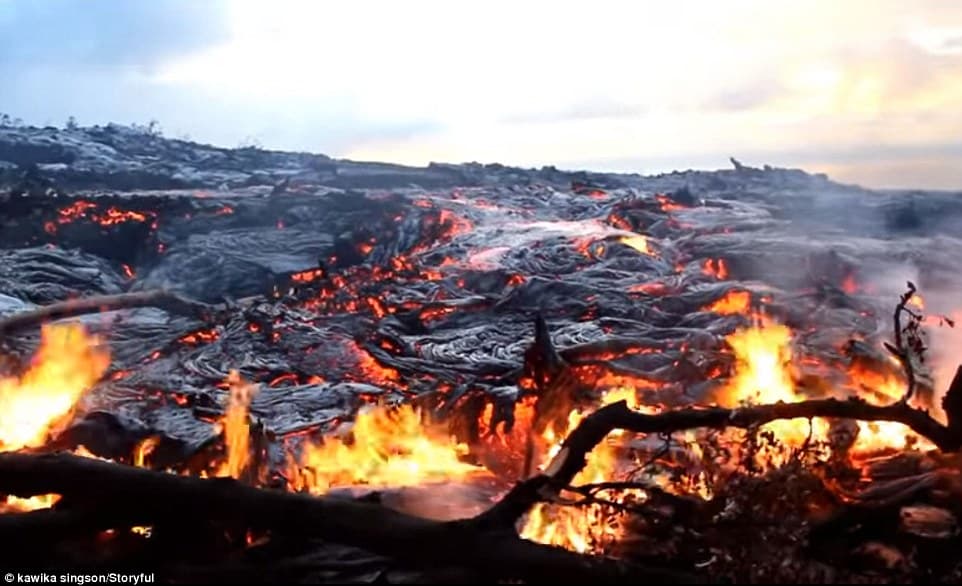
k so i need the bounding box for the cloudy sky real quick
[2,1,961,189]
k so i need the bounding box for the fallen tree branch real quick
[0,452,701,584]
[887,281,919,402]
[547,397,960,488]
[0,290,216,336]
[479,395,961,527]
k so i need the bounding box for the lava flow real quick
[3,142,962,584]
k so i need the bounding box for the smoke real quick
[380,481,501,521]
[861,260,962,419]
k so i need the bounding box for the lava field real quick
[2,124,962,583]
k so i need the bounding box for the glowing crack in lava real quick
[704,290,752,315]
[287,404,486,494]
[0,323,109,452]
[618,235,651,255]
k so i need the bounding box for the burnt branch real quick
[547,398,958,489]
[0,290,216,336]
[479,394,961,529]
[0,452,700,584]
[887,281,919,402]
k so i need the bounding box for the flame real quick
[217,371,258,479]
[704,290,751,315]
[134,436,160,468]
[0,494,61,513]
[714,319,828,453]
[521,387,646,553]
[287,404,484,493]
[908,293,925,311]
[845,363,933,453]
[0,323,110,452]
[618,235,650,255]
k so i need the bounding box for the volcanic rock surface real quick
[2,124,961,462]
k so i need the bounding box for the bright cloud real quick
[2,0,961,189]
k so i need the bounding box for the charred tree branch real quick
[478,394,961,529]
[887,282,918,402]
[0,290,216,336]
[0,453,700,584]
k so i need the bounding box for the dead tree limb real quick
[0,290,216,336]
[0,452,701,584]
[886,281,919,402]
[478,395,962,527]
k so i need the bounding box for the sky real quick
[1,0,961,190]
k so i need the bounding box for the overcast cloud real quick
[1,0,961,189]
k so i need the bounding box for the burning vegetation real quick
[3,151,962,584]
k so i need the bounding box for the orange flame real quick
[0,323,110,452]
[521,387,647,553]
[217,371,258,479]
[845,363,933,453]
[134,436,160,468]
[908,293,925,311]
[287,404,484,493]
[0,494,62,513]
[714,319,829,456]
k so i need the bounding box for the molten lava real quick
[704,290,751,315]
[655,193,687,212]
[45,200,158,234]
[0,323,110,452]
[618,235,650,255]
[702,258,730,280]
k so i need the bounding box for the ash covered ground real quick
[2,123,962,582]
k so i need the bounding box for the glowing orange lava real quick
[704,290,751,315]
[655,194,687,212]
[618,235,651,255]
[702,258,730,280]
